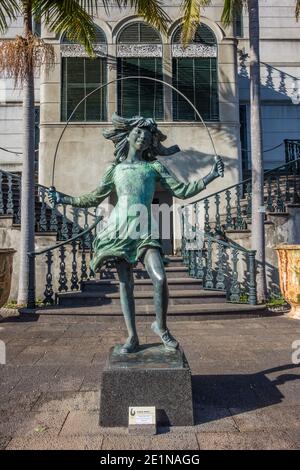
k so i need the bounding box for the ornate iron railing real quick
[285,140,300,163]
[27,216,102,308]
[181,225,257,305]
[183,158,300,236]
[0,169,98,239]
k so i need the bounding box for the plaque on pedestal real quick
[99,343,194,427]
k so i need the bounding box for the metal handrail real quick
[0,168,97,217]
[29,215,103,257]
[182,229,257,304]
[27,215,103,309]
[182,157,300,208]
[205,232,255,254]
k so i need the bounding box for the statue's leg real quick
[143,248,179,350]
[116,259,139,354]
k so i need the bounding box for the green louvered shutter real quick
[172,57,218,121]
[61,57,107,121]
[117,57,163,120]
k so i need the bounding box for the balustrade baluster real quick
[230,248,240,302]
[0,173,4,215]
[83,208,89,233]
[246,183,252,219]
[80,242,88,284]
[72,207,80,238]
[275,175,285,212]
[194,202,201,232]
[43,251,54,305]
[215,193,221,233]
[61,205,69,240]
[196,248,205,282]
[71,240,79,290]
[216,243,225,290]
[58,245,68,292]
[190,249,197,278]
[16,178,21,224]
[204,237,214,289]
[50,205,58,232]
[285,174,291,203]
[6,174,14,215]
[80,208,89,248]
[225,190,233,229]
[293,170,298,204]
[39,187,48,231]
[235,185,244,229]
[204,198,211,234]
[248,250,257,305]
[187,249,192,276]
[181,235,187,266]
[266,177,273,212]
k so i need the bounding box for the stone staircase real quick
[37,256,267,320]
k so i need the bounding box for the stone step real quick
[82,277,203,293]
[57,289,226,307]
[27,302,268,320]
[99,265,190,280]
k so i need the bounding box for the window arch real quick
[118,22,161,44]
[116,22,164,120]
[61,25,108,122]
[61,26,107,45]
[172,23,219,121]
[172,23,216,45]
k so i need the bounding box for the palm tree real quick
[222,0,300,302]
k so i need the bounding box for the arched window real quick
[172,23,219,121]
[61,26,108,121]
[117,22,163,120]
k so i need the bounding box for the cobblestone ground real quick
[0,309,300,450]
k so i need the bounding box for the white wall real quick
[238,0,300,170]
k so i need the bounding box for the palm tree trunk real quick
[17,1,35,305]
[248,0,267,301]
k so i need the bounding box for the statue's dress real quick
[68,160,206,272]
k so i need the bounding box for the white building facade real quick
[0,1,299,253]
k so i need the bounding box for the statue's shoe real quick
[151,321,179,350]
[120,336,139,354]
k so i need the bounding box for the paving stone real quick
[284,428,300,449]
[6,435,104,450]
[196,430,296,450]
[0,390,41,412]
[101,433,199,450]
[13,411,70,438]
[0,434,12,450]
[80,365,103,391]
[0,411,30,436]
[193,405,239,432]
[60,410,102,436]
[32,391,100,412]
[13,366,60,393]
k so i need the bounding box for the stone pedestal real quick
[99,343,194,427]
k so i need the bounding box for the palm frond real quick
[180,0,211,46]
[0,34,55,85]
[296,0,300,21]
[32,0,99,56]
[221,0,244,27]
[0,0,21,34]
[118,0,171,33]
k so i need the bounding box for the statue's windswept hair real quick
[103,113,180,163]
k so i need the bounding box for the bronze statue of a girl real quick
[49,114,224,354]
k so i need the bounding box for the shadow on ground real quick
[192,363,300,425]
